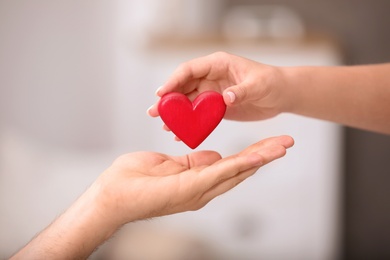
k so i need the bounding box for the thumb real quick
[223,82,253,106]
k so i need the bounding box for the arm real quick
[148,52,390,134]
[282,64,390,134]
[10,186,118,260]
[11,135,293,260]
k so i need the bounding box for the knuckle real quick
[234,83,249,101]
[211,51,230,60]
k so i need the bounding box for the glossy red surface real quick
[158,91,226,149]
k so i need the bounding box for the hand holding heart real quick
[148,52,288,123]
[11,52,297,260]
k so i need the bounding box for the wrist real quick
[277,66,306,114]
[85,178,126,232]
[12,180,122,259]
[60,183,121,250]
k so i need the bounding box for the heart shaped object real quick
[158,91,226,149]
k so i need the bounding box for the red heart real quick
[158,91,226,149]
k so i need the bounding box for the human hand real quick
[93,135,294,228]
[148,52,290,122]
[11,135,293,259]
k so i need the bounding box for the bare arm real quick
[10,186,118,260]
[149,52,390,135]
[10,135,293,259]
[283,64,390,134]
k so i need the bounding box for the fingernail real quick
[146,105,154,116]
[155,86,163,96]
[226,91,236,103]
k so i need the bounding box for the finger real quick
[222,80,259,106]
[157,52,232,97]
[203,163,262,201]
[147,103,159,117]
[207,142,291,196]
[201,153,283,203]
[170,150,222,168]
[149,109,181,141]
[162,124,171,132]
[161,125,181,141]
[148,88,202,117]
[191,154,263,209]
[188,150,222,167]
[197,152,264,190]
[197,136,293,201]
[174,136,292,180]
[157,57,213,97]
[220,56,273,106]
[238,135,294,156]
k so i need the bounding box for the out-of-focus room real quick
[1,0,390,259]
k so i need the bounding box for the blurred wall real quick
[0,0,115,150]
[227,0,390,64]
[0,1,119,257]
[227,0,390,259]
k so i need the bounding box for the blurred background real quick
[1,0,390,259]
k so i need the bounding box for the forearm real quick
[11,183,121,260]
[282,64,390,134]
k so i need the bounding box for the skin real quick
[11,135,294,260]
[148,51,390,134]
[11,50,390,259]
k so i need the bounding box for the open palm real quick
[97,135,294,225]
